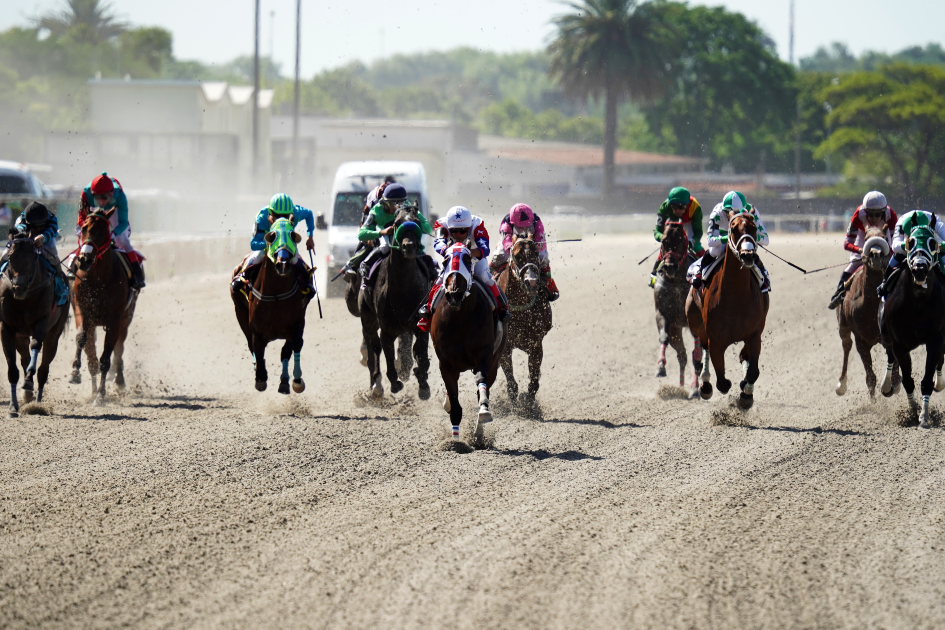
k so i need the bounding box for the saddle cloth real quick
[431,279,497,312]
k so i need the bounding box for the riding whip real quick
[637,247,660,265]
[308,249,323,319]
[758,244,807,274]
[804,261,850,274]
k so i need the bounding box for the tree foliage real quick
[479,99,604,144]
[33,0,127,44]
[817,64,945,204]
[801,43,945,74]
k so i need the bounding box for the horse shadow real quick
[494,448,603,461]
[60,413,149,422]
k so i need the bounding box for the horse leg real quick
[278,341,291,395]
[881,343,901,396]
[381,330,403,394]
[837,323,853,396]
[710,340,731,396]
[16,338,32,403]
[112,319,130,390]
[935,353,945,393]
[36,317,64,403]
[918,338,944,429]
[291,321,305,393]
[412,330,431,400]
[441,364,462,439]
[500,341,517,402]
[95,325,120,404]
[669,327,687,388]
[85,327,100,396]
[474,364,493,431]
[737,335,762,410]
[691,336,704,392]
[70,319,87,385]
[524,340,543,403]
[655,318,669,378]
[895,343,917,415]
[2,326,19,415]
[397,332,414,382]
[362,317,383,397]
[252,334,269,392]
[854,336,876,398]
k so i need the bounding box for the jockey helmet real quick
[446,206,472,230]
[668,187,690,206]
[509,203,534,227]
[268,193,295,216]
[22,201,50,227]
[90,172,114,195]
[863,190,887,210]
[382,183,407,202]
[723,191,749,213]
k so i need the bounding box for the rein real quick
[251,280,299,302]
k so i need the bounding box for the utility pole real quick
[791,0,801,200]
[253,0,261,188]
[293,0,301,189]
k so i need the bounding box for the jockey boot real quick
[489,282,511,322]
[877,255,906,298]
[544,275,560,302]
[129,261,146,290]
[359,249,384,289]
[649,256,661,288]
[416,282,441,332]
[828,271,852,310]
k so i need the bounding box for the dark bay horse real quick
[432,243,506,443]
[70,209,136,403]
[836,227,901,398]
[496,236,552,408]
[879,224,945,428]
[358,212,431,399]
[686,212,769,410]
[0,234,70,414]
[654,221,702,393]
[231,218,309,393]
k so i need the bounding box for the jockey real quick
[490,203,560,301]
[828,190,897,309]
[877,209,945,297]
[78,172,145,289]
[2,201,68,305]
[650,187,704,287]
[355,183,436,286]
[689,191,771,293]
[417,206,510,332]
[231,193,315,297]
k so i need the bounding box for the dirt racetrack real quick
[2,233,945,629]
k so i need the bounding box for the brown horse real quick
[0,234,70,414]
[654,221,702,393]
[686,212,769,410]
[70,209,136,403]
[431,244,506,445]
[836,227,901,398]
[496,236,552,408]
[231,218,309,393]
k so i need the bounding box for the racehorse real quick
[836,227,901,398]
[496,235,552,408]
[879,223,945,428]
[431,243,506,443]
[70,209,137,403]
[686,212,769,410]
[358,209,432,400]
[231,218,309,393]
[654,221,702,393]
[0,233,70,414]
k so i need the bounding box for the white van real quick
[318,161,434,297]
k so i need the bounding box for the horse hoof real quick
[689,388,700,400]
[717,379,732,395]
[835,381,847,396]
[390,380,404,394]
[69,373,81,385]
[8,408,18,418]
[292,378,305,394]
[443,397,451,412]
[738,393,754,410]
[371,380,384,399]
[418,383,430,400]
[360,346,368,367]
[656,366,667,378]
[882,386,894,398]
[478,406,493,424]
[255,381,267,392]
[278,379,290,395]
[23,390,34,403]
[700,383,713,400]
[115,377,126,390]
[94,396,105,407]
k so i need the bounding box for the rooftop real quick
[479,135,706,168]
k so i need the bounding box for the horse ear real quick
[265,232,276,244]
[291,232,302,244]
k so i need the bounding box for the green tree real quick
[34,0,126,44]
[642,4,796,172]
[118,27,171,74]
[547,0,675,196]
[817,64,945,205]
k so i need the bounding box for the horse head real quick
[443,244,473,309]
[77,208,114,271]
[728,212,759,268]
[4,231,40,299]
[862,226,891,272]
[264,217,301,277]
[393,220,422,261]
[905,225,940,286]
[509,237,542,294]
[659,221,689,279]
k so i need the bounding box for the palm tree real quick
[548,0,676,197]
[34,0,127,44]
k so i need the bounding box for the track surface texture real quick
[2,234,945,629]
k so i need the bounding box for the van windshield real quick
[333,193,422,226]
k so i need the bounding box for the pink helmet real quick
[509,203,534,227]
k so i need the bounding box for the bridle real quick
[509,240,541,284]
[728,212,758,265]
[80,213,113,263]
[660,222,690,272]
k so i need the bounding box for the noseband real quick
[80,214,113,263]
[510,244,540,283]
[728,214,758,264]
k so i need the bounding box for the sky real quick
[4,0,945,78]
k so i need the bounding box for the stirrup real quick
[648,275,656,288]
[417,317,431,332]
